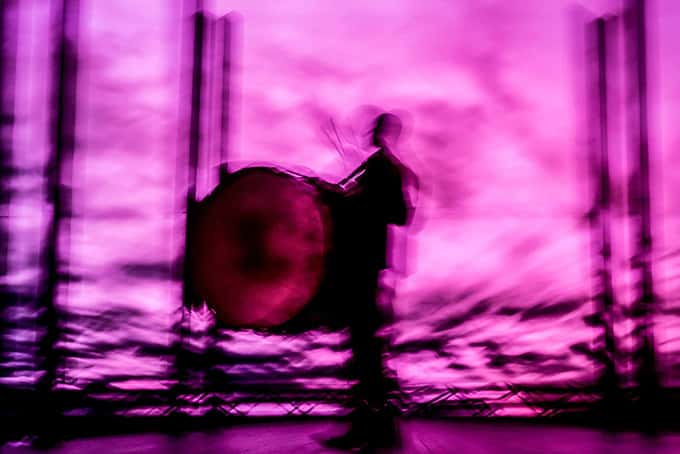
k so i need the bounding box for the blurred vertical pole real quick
[218,15,233,170]
[624,0,658,430]
[186,12,204,208]
[36,0,79,440]
[586,17,622,422]
[205,14,236,407]
[172,7,205,405]
[0,0,18,380]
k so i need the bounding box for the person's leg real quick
[342,269,399,447]
[322,270,381,449]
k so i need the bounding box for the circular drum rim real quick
[187,166,334,332]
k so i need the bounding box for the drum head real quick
[188,167,331,329]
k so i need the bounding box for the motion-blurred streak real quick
[36,0,80,401]
[624,0,659,427]
[585,17,621,417]
[0,0,18,385]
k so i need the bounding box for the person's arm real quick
[384,168,409,226]
[338,159,368,187]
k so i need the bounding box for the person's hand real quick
[315,177,342,194]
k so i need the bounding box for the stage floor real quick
[4,420,680,453]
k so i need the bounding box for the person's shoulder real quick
[378,148,406,170]
[370,148,394,163]
[362,150,383,168]
[364,148,402,174]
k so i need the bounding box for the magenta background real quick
[4,0,680,414]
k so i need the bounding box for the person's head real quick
[371,112,402,148]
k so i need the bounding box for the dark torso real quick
[351,148,408,271]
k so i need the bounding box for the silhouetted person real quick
[325,113,416,451]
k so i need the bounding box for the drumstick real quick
[330,119,347,158]
[338,160,367,186]
[322,123,345,159]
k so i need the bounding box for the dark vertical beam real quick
[35,0,79,440]
[187,11,205,202]
[595,19,618,397]
[172,9,206,399]
[38,0,79,393]
[586,18,622,423]
[0,0,18,381]
[624,0,658,429]
[586,17,622,419]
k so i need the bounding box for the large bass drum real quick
[187,166,349,333]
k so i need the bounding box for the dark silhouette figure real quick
[185,111,416,449]
[324,113,416,451]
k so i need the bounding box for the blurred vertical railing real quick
[585,16,623,420]
[624,0,659,429]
